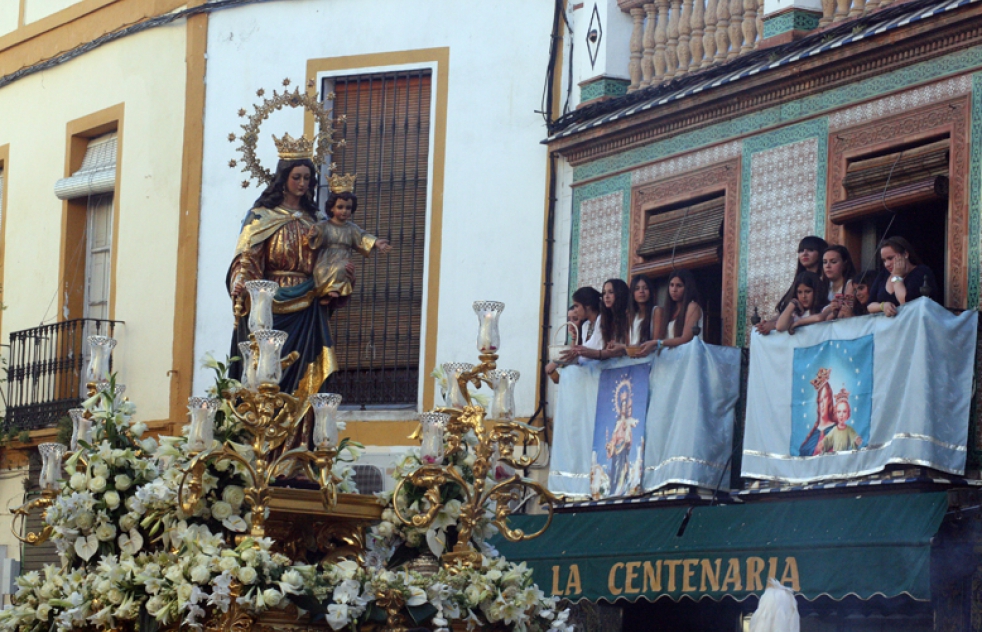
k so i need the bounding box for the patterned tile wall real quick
[829,75,972,131]
[632,141,743,187]
[746,138,820,326]
[576,191,624,292]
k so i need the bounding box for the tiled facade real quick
[746,138,819,323]
[567,45,982,349]
[576,191,624,293]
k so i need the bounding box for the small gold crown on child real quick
[328,173,357,194]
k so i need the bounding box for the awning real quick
[493,492,946,603]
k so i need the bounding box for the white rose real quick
[190,565,211,584]
[107,588,124,605]
[92,463,109,479]
[140,437,157,453]
[177,582,194,603]
[76,511,95,530]
[119,513,138,532]
[262,588,283,608]
[95,523,117,542]
[222,486,245,507]
[237,566,258,585]
[70,473,88,491]
[377,521,395,538]
[219,557,239,572]
[240,548,257,565]
[114,474,133,491]
[130,422,148,437]
[88,476,107,493]
[165,565,184,583]
[103,491,121,510]
[36,603,51,621]
[210,501,233,522]
[214,459,230,472]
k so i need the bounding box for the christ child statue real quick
[307,174,392,303]
[821,388,863,454]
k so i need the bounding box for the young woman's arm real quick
[789,311,829,333]
[661,302,703,348]
[775,301,799,332]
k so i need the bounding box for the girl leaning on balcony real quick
[866,236,938,317]
[755,235,829,335]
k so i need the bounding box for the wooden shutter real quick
[634,194,724,276]
[326,71,431,407]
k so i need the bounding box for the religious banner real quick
[743,298,977,483]
[590,364,650,499]
[549,339,741,498]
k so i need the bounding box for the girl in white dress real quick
[644,269,704,353]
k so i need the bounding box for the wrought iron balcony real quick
[5,319,120,432]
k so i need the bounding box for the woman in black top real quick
[866,236,938,317]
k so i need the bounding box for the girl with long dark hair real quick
[866,236,938,317]
[756,235,828,335]
[775,271,830,333]
[627,274,655,345]
[599,279,631,357]
[822,245,857,319]
[644,269,703,353]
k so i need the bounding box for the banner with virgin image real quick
[743,298,977,483]
[549,339,741,499]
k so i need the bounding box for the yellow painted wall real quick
[24,0,82,24]
[0,23,187,426]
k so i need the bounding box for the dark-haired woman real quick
[228,158,344,424]
[560,286,607,363]
[822,245,857,320]
[599,279,631,358]
[756,235,828,335]
[627,275,655,346]
[867,236,938,317]
[643,269,703,353]
[849,270,876,316]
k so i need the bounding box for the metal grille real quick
[352,464,386,495]
[5,319,119,431]
[321,70,431,408]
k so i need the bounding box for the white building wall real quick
[193,0,556,419]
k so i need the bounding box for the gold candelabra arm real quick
[279,350,300,371]
[489,419,546,469]
[267,446,340,512]
[10,491,57,545]
[485,474,559,543]
[455,353,498,407]
[390,465,471,530]
[231,384,299,454]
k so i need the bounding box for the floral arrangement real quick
[0,358,570,632]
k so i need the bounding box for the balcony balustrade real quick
[4,318,120,432]
[617,0,892,92]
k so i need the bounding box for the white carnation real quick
[210,501,233,521]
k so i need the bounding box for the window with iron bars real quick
[319,70,431,408]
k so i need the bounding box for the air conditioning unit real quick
[353,446,413,493]
[0,547,17,597]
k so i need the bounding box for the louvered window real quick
[319,71,431,408]
[54,132,117,200]
[634,193,725,277]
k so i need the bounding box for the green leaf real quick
[287,594,327,619]
[386,542,421,570]
[407,603,438,624]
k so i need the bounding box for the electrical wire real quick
[0,0,278,91]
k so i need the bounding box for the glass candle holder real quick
[69,408,91,451]
[253,330,288,384]
[38,443,67,491]
[187,397,219,452]
[473,301,505,354]
[310,393,343,449]
[246,280,280,333]
[489,369,520,420]
[442,362,474,408]
[85,336,116,384]
[419,412,449,465]
[238,341,257,390]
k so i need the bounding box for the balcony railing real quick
[618,0,894,92]
[5,318,120,432]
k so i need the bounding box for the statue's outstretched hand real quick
[376,238,393,254]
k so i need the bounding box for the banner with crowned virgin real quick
[549,340,741,499]
[590,365,650,499]
[743,298,978,483]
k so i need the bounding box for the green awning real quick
[494,492,946,603]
